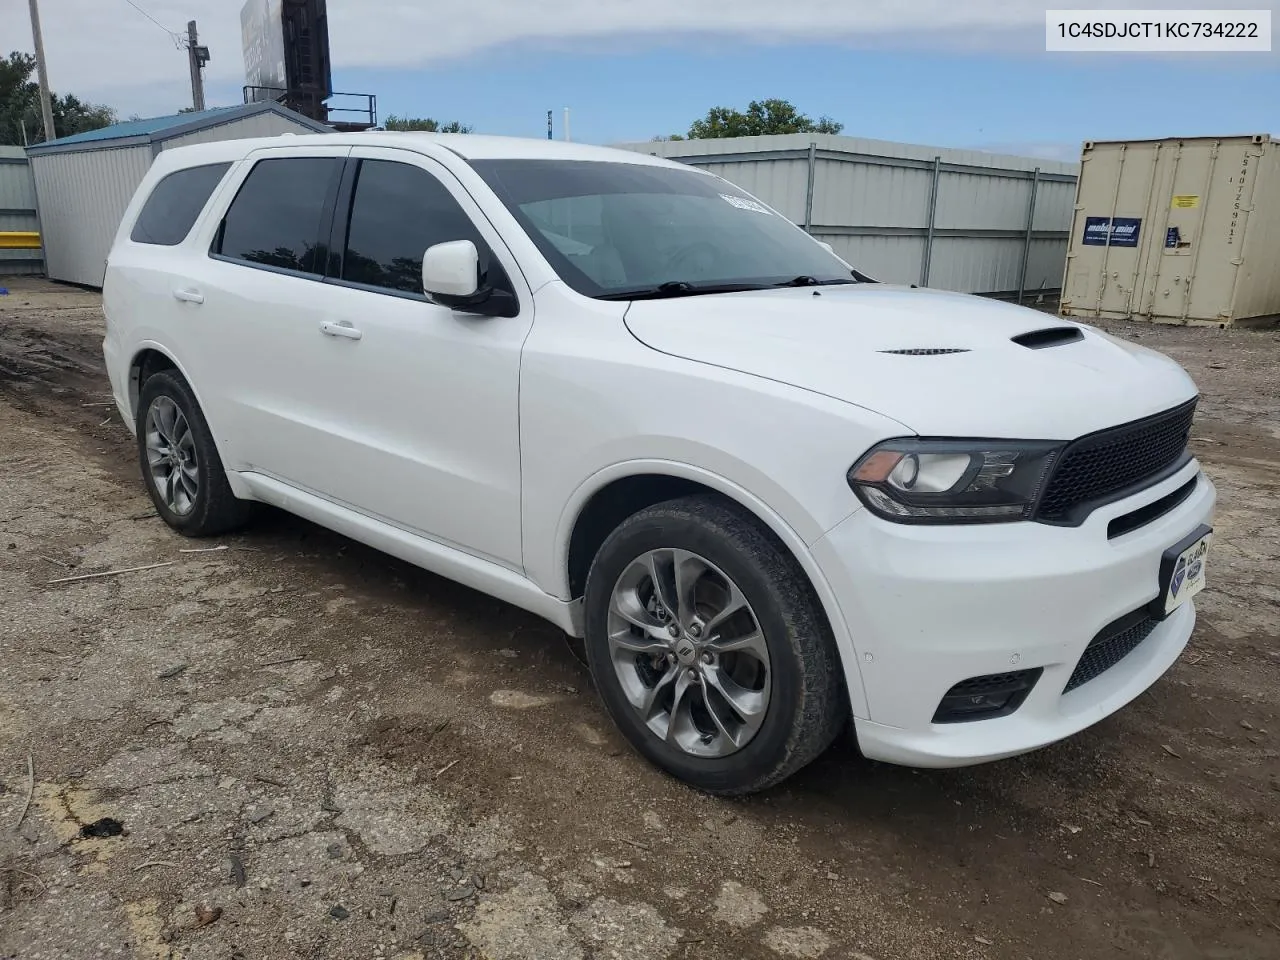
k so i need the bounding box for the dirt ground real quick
[0,275,1276,960]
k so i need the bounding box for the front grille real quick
[1035,399,1197,524]
[1064,615,1158,693]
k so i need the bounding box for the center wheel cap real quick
[674,637,698,665]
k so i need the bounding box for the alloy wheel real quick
[145,396,199,516]
[606,548,771,758]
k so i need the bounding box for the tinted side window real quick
[215,157,341,275]
[341,160,489,294]
[130,162,231,245]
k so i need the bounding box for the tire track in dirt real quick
[2,278,1277,959]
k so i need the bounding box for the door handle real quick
[320,320,362,341]
[173,288,204,304]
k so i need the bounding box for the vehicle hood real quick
[623,284,1199,439]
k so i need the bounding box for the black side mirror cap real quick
[432,284,519,318]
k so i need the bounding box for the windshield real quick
[469,159,866,299]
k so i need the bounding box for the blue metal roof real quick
[34,105,247,149]
[25,102,332,154]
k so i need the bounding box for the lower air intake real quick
[1064,615,1159,693]
[933,668,1043,723]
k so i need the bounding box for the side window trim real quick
[186,158,247,250]
[323,158,360,282]
[327,152,519,307]
[209,251,329,283]
[315,157,349,278]
[322,157,429,302]
[206,154,346,282]
[323,275,430,303]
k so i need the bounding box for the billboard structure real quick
[241,0,368,128]
[241,0,286,98]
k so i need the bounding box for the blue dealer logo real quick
[1170,557,1187,597]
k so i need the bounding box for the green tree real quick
[686,98,842,139]
[0,51,117,145]
[53,93,116,136]
[382,115,473,133]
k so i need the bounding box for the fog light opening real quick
[932,668,1043,724]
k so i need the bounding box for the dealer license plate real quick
[1160,526,1211,616]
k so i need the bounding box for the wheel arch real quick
[127,342,254,501]
[127,345,181,421]
[556,460,869,718]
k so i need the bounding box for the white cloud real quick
[9,0,1030,114]
[14,0,1275,117]
[969,142,1083,163]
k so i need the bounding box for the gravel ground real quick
[0,276,1277,960]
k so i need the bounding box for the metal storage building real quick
[1060,134,1280,327]
[25,102,331,288]
[0,146,42,276]
[614,134,1080,298]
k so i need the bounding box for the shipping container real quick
[1060,134,1280,327]
[25,102,330,288]
[614,134,1080,298]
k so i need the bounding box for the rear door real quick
[183,143,350,474]
[269,147,534,569]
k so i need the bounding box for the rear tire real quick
[136,370,253,537]
[583,494,844,795]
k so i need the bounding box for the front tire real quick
[136,370,252,537]
[583,495,844,795]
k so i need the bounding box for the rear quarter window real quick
[130,162,232,246]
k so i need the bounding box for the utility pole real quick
[27,0,56,142]
[186,21,210,112]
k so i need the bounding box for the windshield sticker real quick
[720,194,773,215]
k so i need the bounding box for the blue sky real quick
[27,1,1280,162]
[307,45,1278,158]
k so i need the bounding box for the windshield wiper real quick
[597,275,866,301]
[775,276,859,287]
[597,281,771,302]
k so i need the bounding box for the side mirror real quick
[423,239,480,299]
[421,239,520,318]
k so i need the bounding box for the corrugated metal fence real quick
[0,146,42,276]
[618,134,1081,299]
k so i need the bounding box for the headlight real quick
[847,439,1062,523]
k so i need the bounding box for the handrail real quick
[242,86,377,129]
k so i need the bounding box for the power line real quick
[121,0,183,45]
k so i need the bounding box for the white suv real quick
[103,133,1215,794]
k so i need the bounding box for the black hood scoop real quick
[1012,327,1085,349]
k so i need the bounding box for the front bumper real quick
[812,458,1215,768]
